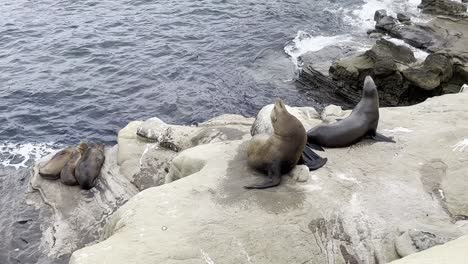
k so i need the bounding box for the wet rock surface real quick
[418,0,467,16]
[70,93,468,264]
[300,7,468,107]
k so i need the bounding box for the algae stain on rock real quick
[214,141,306,214]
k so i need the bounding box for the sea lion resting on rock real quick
[60,142,88,186]
[39,148,74,180]
[75,143,105,190]
[307,75,395,149]
[245,99,319,189]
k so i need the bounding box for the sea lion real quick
[245,99,310,189]
[39,148,74,180]
[75,143,105,190]
[60,142,88,186]
[307,75,395,149]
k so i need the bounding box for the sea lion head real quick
[363,75,378,98]
[77,142,89,154]
[271,99,296,136]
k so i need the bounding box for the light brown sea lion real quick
[307,75,395,149]
[60,142,89,186]
[245,99,308,189]
[39,148,74,180]
[75,143,105,190]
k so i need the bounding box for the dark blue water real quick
[0,0,360,145]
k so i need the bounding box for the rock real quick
[70,93,468,264]
[374,9,388,23]
[397,13,411,23]
[395,221,464,257]
[329,39,415,106]
[118,114,253,190]
[136,117,198,152]
[376,15,397,32]
[321,104,351,123]
[403,53,453,90]
[299,45,360,76]
[369,32,384,39]
[390,235,468,264]
[29,146,138,260]
[250,103,320,135]
[418,0,467,16]
[461,84,468,93]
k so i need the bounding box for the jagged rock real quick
[374,9,388,23]
[329,39,415,105]
[418,0,467,16]
[29,146,138,260]
[70,93,468,264]
[390,235,468,264]
[250,103,320,135]
[397,13,411,23]
[376,15,397,32]
[403,53,453,90]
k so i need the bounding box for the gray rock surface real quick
[29,146,138,260]
[70,93,468,264]
[418,0,467,16]
[390,234,468,264]
[328,39,416,106]
[250,103,319,135]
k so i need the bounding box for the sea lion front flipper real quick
[300,145,328,170]
[370,132,396,143]
[244,162,281,189]
[306,142,325,152]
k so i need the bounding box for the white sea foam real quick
[384,37,429,62]
[284,0,430,68]
[346,0,425,29]
[284,31,354,68]
[0,142,61,170]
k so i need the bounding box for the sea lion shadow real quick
[214,141,306,214]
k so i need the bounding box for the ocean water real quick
[0,0,428,263]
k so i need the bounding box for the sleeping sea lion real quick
[245,99,309,189]
[307,75,395,149]
[60,142,88,186]
[39,148,74,180]
[75,143,105,190]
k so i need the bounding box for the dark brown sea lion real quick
[307,75,395,149]
[245,99,310,189]
[60,142,88,186]
[75,143,105,190]
[39,148,74,180]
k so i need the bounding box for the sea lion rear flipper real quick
[371,132,396,143]
[244,163,281,189]
[301,145,328,171]
[306,142,325,151]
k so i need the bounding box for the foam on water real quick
[384,37,429,61]
[0,142,61,170]
[284,31,354,68]
[285,0,430,67]
[347,0,425,29]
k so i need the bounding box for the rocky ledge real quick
[43,90,468,264]
[299,0,468,107]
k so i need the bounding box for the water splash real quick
[284,31,353,68]
[0,142,62,170]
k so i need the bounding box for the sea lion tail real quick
[371,133,396,143]
[301,145,327,170]
[244,163,282,189]
[306,142,325,151]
